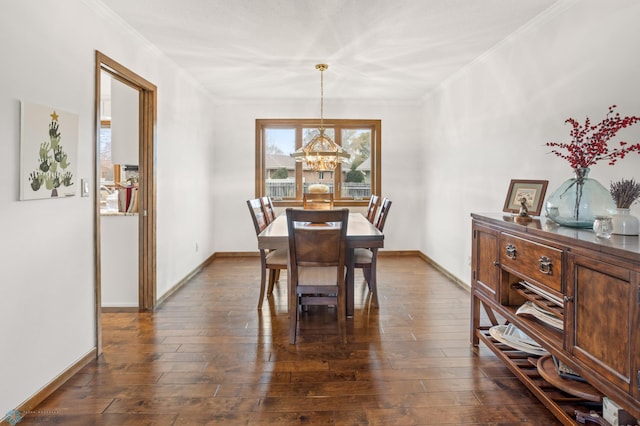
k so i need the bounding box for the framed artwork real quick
[503,179,548,216]
[20,101,78,200]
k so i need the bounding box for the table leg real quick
[345,248,354,317]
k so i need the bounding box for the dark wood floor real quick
[23,255,560,425]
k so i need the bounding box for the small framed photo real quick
[503,179,549,216]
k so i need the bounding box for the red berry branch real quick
[546,105,640,170]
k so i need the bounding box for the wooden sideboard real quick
[471,213,640,425]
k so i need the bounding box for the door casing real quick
[94,51,157,355]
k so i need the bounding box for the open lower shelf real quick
[479,294,564,355]
[511,282,564,319]
[477,326,602,426]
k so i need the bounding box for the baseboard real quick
[221,250,415,258]
[101,306,139,313]
[155,252,218,307]
[3,348,97,424]
[377,249,420,257]
[211,251,260,258]
[211,250,471,292]
[415,251,471,292]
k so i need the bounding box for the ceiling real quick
[98,0,559,101]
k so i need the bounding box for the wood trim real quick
[220,250,418,258]
[9,349,96,421]
[378,250,421,257]
[255,119,382,201]
[214,247,469,294]
[254,124,264,198]
[93,53,103,356]
[94,51,157,359]
[415,251,471,292]
[101,306,139,313]
[158,251,471,304]
[212,251,471,293]
[97,52,156,89]
[139,85,157,310]
[212,251,261,258]
[156,253,217,306]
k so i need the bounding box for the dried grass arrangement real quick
[610,178,640,208]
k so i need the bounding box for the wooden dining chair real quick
[286,208,349,344]
[247,198,287,310]
[260,196,276,225]
[365,194,380,223]
[303,192,334,210]
[260,196,281,283]
[354,197,392,308]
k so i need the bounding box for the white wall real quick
[3,0,640,417]
[100,215,138,307]
[110,76,139,165]
[210,98,424,254]
[420,0,640,287]
[0,0,218,413]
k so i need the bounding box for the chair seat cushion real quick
[265,249,287,266]
[353,248,373,264]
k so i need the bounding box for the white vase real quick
[611,208,639,236]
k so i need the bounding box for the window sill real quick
[273,200,369,208]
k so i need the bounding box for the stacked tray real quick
[516,301,563,330]
[489,324,549,356]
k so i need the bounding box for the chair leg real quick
[337,287,347,344]
[362,267,371,285]
[289,292,299,344]
[258,255,267,310]
[267,269,276,295]
[368,249,379,308]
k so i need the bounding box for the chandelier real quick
[291,64,350,171]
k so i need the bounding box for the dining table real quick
[257,211,384,317]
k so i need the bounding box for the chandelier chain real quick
[290,63,349,171]
[318,64,325,131]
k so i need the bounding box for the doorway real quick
[94,51,157,355]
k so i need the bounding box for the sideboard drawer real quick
[500,233,563,294]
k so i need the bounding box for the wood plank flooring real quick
[22,255,560,425]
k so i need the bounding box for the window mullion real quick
[334,126,343,200]
[295,126,303,201]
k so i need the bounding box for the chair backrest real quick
[260,196,276,224]
[365,194,380,223]
[247,198,268,235]
[374,198,392,232]
[286,208,348,268]
[287,208,349,344]
[303,192,334,210]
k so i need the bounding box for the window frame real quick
[255,118,381,207]
[99,119,122,187]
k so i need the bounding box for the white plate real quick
[489,325,549,356]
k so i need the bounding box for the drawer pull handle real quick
[538,256,552,274]
[563,296,573,304]
[505,244,517,259]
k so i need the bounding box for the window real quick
[99,120,122,186]
[256,119,381,206]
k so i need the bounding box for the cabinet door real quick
[472,222,500,300]
[566,252,639,396]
